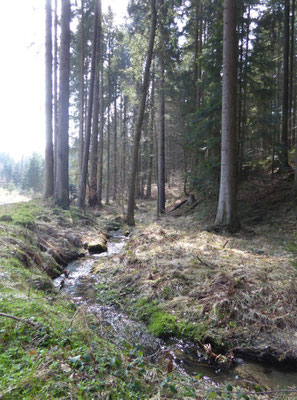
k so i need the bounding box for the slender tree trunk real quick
[78,2,100,208]
[126,0,157,226]
[279,0,291,170]
[122,96,127,196]
[78,0,85,186]
[89,0,103,207]
[146,77,155,199]
[214,0,239,231]
[289,0,295,147]
[45,0,54,199]
[97,11,104,207]
[158,0,166,214]
[88,56,100,206]
[53,0,58,186]
[240,5,250,175]
[55,0,71,209]
[194,0,202,111]
[113,96,118,201]
[106,46,111,204]
[237,18,244,177]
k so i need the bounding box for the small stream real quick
[54,232,297,390]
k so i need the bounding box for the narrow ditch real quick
[53,232,297,390]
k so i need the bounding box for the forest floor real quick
[94,172,297,365]
[0,171,297,399]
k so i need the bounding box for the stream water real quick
[53,232,297,390]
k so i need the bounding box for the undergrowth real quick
[1,199,296,399]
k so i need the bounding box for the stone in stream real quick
[88,234,107,254]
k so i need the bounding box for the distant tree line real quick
[0,153,44,194]
[44,0,296,231]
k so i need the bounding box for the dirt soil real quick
[92,175,297,369]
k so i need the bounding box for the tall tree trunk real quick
[214,0,239,231]
[146,77,155,199]
[78,2,100,208]
[97,12,104,207]
[45,0,54,199]
[106,46,111,204]
[53,0,58,185]
[158,0,166,214]
[194,0,202,111]
[78,0,85,186]
[240,5,250,175]
[55,0,71,209]
[88,57,100,206]
[122,96,127,197]
[89,0,103,207]
[126,0,157,226]
[289,0,295,147]
[279,0,291,170]
[113,96,118,201]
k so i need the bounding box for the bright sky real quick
[0,0,127,161]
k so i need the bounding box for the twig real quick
[222,240,229,248]
[0,312,38,328]
[196,255,216,269]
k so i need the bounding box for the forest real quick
[0,0,297,398]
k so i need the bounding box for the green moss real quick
[12,210,35,229]
[134,298,206,341]
[148,311,178,337]
[147,310,206,340]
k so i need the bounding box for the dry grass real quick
[93,179,297,366]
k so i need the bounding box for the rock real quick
[42,252,64,278]
[88,234,107,254]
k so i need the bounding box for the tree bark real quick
[146,76,155,199]
[113,96,118,201]
[158,0,166,214]
[88,59,100,206]
[106,43,111,204]
[97,9,104,207]
[78,2,100,209]
[78,0,85,187]
[214,0,239,231]
[55,0,71,209]
[53,0,58,186]
[279,0,291,170]
[89,1,102,207]
[121,96,127,199]
[126,0,157,226]
[45,0,54,199]
[289,0,295,146]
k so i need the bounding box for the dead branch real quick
[169,199,187,212]
[0,312,39,328]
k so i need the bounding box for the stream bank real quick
[55,230,297,393]
[1,199,297,399]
